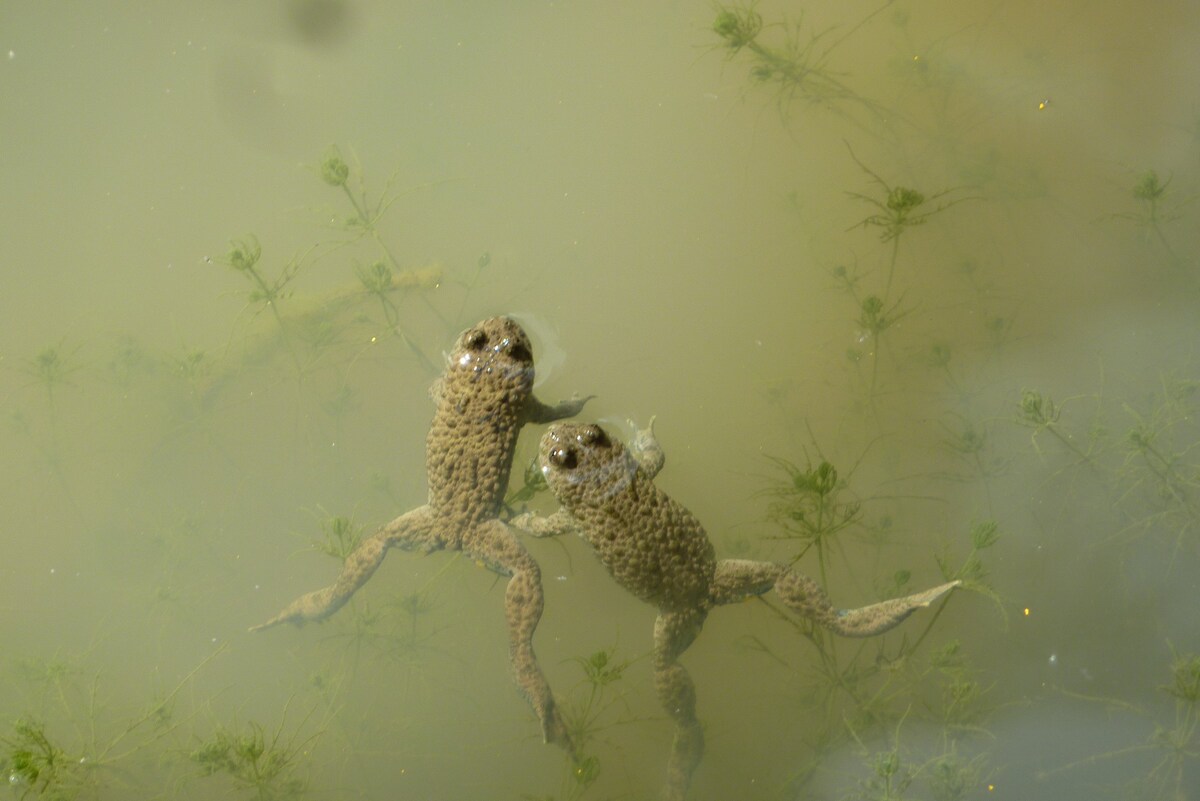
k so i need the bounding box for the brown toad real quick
[515,421,959,800]
[251,316,590,751]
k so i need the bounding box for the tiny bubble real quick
[1048,653,1058,666]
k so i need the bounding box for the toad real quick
[252,317,591,752]
[515,421,959,799]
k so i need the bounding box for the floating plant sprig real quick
[1109,169,1195,270]
[316,145,448,373]
[846,145,976,303]
[216,234,308,374]
[1039,645,1200,801]
[711,2,899,136]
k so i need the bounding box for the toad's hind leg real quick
[775,571,960,637]
[250,505,436,632]
[466,519,573,754]
[709,559,958,637]
[708,559,785,605]
[654,608,707,801]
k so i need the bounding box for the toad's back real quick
[425,317,536,537]
[540,424,717,612]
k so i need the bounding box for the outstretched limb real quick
[709,558,785,604]
[523,393,594,424]
[464,518,574,755]
[628,416,664,478]
[250,505,436,632]
[775,570,960,637]
[510,508,579,539]
[709,559,958,636]
[653,608,707,801]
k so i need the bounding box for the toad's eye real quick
[507,342,532,363]
[465,330,488,350]
[579,425,610,448]
[548,447,578,470]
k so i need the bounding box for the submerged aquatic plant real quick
[834,148,974,397]
[747,446,984,797]
[711,2,896,134]
[853,293,913,395]
[504,454,551,514]
[757,451,864,582]
[1041,645,1200,801]
[307,511,365,562]
[842,723,993,801]
[935,521,1004,625]
[10,340,87,483]
[936,412,1006,516]
[1110,169,1194,269]
[316,145,447,374]
[846,146,975,302]
[1,646,227,799]
[1113,375,1200,557]
[1013,388,1101,464]
[524,646,642,801]
[18,341,82,410]
[315,555,458,685]
[189,715,316,801]
[215,235,307,373]
[2,718,71,800]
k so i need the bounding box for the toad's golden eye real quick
[579,425,610,448]
[549,447,578,469]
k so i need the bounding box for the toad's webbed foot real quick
[249,585,341,632]
[250,505,435,633]
[830,580,961,636]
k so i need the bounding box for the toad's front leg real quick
[524,393,595,424]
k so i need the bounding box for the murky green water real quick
[2,1,1198,799]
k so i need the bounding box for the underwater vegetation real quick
[746,438,1001,797]
[838,146,975,397]
[0,647,226,800]
[719,5,1199,793]
[3,1,1198,796]
[0,146,534,798]
[1040,646,1200,801]
[189,705,325,801]
[711,2,898,137]
[521,646,644,801]
[193,144,476,423]
[1010,374,1200,564]
[1109,170,1196,271]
